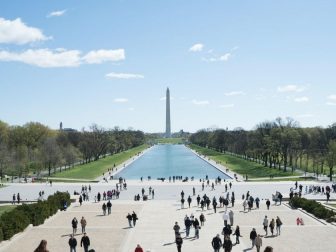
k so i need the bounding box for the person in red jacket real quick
[134,244,144,252]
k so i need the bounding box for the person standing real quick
[72,217,78,234]
[175,233,183,252]
[249,228,257,248]
[17,193,20,204]
[197,195,201,206]
[107,200,112,215]
[181,198,185,209]
[187,196,192,208]
[255,197,260,209]
[213,199,217,213]
[212,234,222,252]
[229,210,234,226]
[200,213,205,226]
[193,218,200,239]
[263,216,268,236]
[134,244,144,252]
[80,217,87,233]
[276,216,282,235]
[79,195,83,206]
[255,234,262,252]
[193,187,196,196]
[12,194,16,205]
[233,225,241,245]
[223,211,229,227]
[132,211,138,226]
[173,222,180,237]
[69,234,77,252]
[80,233,90,252]
[184,216,192,237]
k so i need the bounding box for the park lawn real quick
[52,144,149,180]
[248,177,317,182]
[0,205,16,217]
[189,144,300,178]
[156,138,183,144]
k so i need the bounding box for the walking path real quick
[0,181,335,252]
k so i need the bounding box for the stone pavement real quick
[1,181,336,252]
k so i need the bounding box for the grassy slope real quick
[189,144,299,178]
[0,205,16,217]
[52,144,149,180]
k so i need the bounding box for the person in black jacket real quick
[72,217,78,234]
[223,236,233,252]
[68,234,77,252]
[107,200,112,215]
[250,228,257,248]
[211,234,222,252]
[80,233,90,252]
[132,211,138,226]
[175,233,183,252]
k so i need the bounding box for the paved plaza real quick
[0,180,335,252]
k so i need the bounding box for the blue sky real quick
[0,0,335,132]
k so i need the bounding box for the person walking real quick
[229,210,234,226]
[263,216,268,236]
[276,216,282,236]
[200,213,205,226]
[34,239,49,252]
[187,196,192,208]
[255,234,262,252]
[127,213,133,227]
[223,236,233,252]
[233,225,241,245]
[132,211,138,226]
[79,195,83,206]
[102,203,107,215]
[184,216,192,237]
[223,211,229,227]
[12,194,16,205]
[181,198,185,209]
[269,219,275,236]
[107,200,112,215]
[250,228,257,248]
[134,244,144,252]
[72,217,78,234]
[266,199,270,210]
[69,234,77,252]
[80,233,90,252]
[80,217,87,233]
[211,234,222,252]
[175,233,183,252]
[193,218,200,239]
[213,199,217,213]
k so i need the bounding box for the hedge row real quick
[0,191,70,242]
[289,196,336,222]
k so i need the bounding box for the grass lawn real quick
[156,138,184,144]
[51,144,149,180]
[189,144,300,178]
[0,205,16,217]
[248,177,317,182]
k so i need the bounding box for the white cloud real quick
[192,99,209,105]
[47,10,67,18]
[202,53,231,62]
[294,96,309,103]
[220,104,234,108]
[82,49,125,64]
[114,98,128,103]
[0,48,125,68]
[0,49,81,67]
[327,94,336,101]
[224,91,245,96]
[0,17,50,45]
[189,43,204,52]
[106,72,144,79]
[277,85,305,93]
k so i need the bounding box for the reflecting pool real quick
[115,144,231,180]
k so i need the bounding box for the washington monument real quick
[165,87,171,138]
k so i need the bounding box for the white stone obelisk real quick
[165,87,171,138]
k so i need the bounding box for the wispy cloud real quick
[0,17,50,45]
[47,10,67,18]
[0,48,125,68]
[114,98,128,103]
[220,104,234,108]
[224,91,245,96]
[192,99,209,105]
[277,85,305,93]
[106,72,144,79]
[189,43,204,52]
[294,96,309,103]
[326,94,336,105]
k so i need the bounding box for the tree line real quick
[0,121,145,179]
[190,117,336,180]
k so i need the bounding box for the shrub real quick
[0,224,3,242]
[0,209,30,240]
